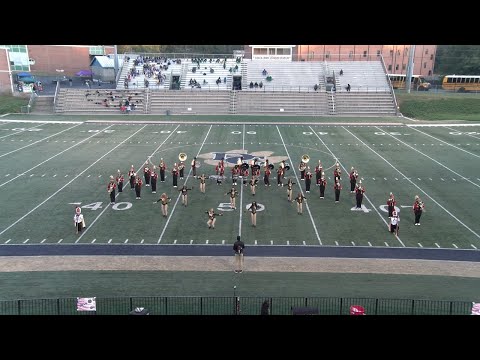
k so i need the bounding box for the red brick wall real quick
[0,48,12,94]
[28,45,92,76]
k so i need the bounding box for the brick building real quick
[245,45,437,76]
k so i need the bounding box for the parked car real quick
[15,72,36,84]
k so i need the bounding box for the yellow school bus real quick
[388,74,431,91]
[442,75,480,92]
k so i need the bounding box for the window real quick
[269,48,276,55]
[402,64,406,70]
[349,51,353,58]
[326,51,330,59]
[475,78,479,83]
[424,62,427,69]
[89,46,105,55]
[377,50,381,57]
[254,48,267,55]
[388,64,392,71]
[425,49,429,55]
[390,50,394,56]
[277,48,290,55]
[10,61,14,66]
[430,54,433,60]
[428,70,432,76]
[363,50,367,57]
[395,64,399,70]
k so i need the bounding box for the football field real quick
[0,118,480,251]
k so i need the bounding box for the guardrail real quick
[0,296,475,315]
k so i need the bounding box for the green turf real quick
[1,113,403,123]
[396,92,480,120]
[1,122,480,249]
[0,271,478,302]
[0,94,29,114]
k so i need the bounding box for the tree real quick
[435,45,480,75]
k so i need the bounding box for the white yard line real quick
[0,125,114,188]
[77,125,181,243]
[277,126,322,245]
[407,126,480,159]
[309,126,404,247]
[158,125,213,243]
[0,119,82,124]
[238,124,245,238]
[0,123,45,140]
[376,126,480,190]
[0,126,147,237]
[342,126,480,241]
[0,124,82,158]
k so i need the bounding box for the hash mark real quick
[255,240,257,245]
[287,240,290,245]
[108,239,112,244]
[53,174,57,177]
[435,243,440,248]
[270,240,273,245]
[418,243,423,248]
[41,239,46,244]
[190,240,193,244]
[384,242,389,247]
[23,239,29,244]
[472,244,477,249]
[124,239,129,244]
[351,241,355,246]
[57,239,63,243]
[452,244,458,249]
[141,239,144,244]
[206,240,209,244]
[303,241,306,245]
[335,241,339,246]
[5,239,11,244]
[368,242,372,246]
[92,239,96,243]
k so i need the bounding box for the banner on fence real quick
[77,297,97,311]
[472,303,480,315]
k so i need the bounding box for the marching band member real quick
[107,176,116,205]
[315,160,323,186]
[252,164,260,179]
[249,177,257,196]
[206,208,223,229]
[280,160,287,182]
[150,166,158,194]
[128,165,135,189]
[355,181,365,209]
[178,185,193,207]
[413,195,425,226]
[226,187,238,209]
[305,167,312,193]
[197,174,207,193]
[349,167,358,193]
[154,193,171,218]
[389,210,400,235]
[333,163,342,182]
[246,201,259,227]
[159,158,167,182]
[134,174,143,199]
[191,157,197,177]
[334,179,342,203]
[286,178,295,202]
[294,192,306,215]
[387,192,396,218]
[219,160,225,178]
[319,173,327,199]
[299,160,306,180]
[74,207,85,234]
[178,161,185,179]
[143,162,150,187]
[277,167,283,187]
[116,170,124,193]
[231,166,239,186]
[263,164,271,186]
[172,163,179,188]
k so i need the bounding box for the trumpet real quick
[179,153,187,162]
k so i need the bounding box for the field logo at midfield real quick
[198,150,288,167]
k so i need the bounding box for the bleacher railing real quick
[379,54,399,115]
[0,296,474,315]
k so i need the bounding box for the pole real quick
[405,45,416,93]
[113,45,119,81]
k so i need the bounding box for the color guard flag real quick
[472,303,480,315]
[77,297,96,311]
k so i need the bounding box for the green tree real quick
[435,45,480,75]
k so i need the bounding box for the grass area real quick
[0,270,478,301]
[0,94,29,114]
[396,92,480,120]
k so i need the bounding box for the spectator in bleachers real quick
[259,81,263,89]
[314,84,318,91]
[346,84,351,92]
[249,81,254,89]
[224,77,227,83]
[210,67,214,73]
[340,69,343,76]
[254,82,258,88]
[262,69,267,76]
[223,61,226,70]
